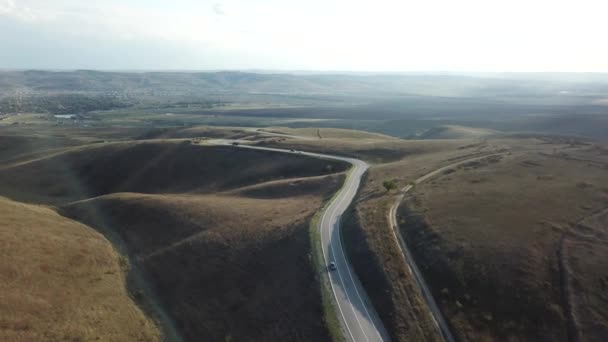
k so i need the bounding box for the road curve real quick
[389,153,508,342]
[209,139,389,342]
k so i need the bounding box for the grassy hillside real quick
[417,125,498,139]
[59,179,343,341]
[398,143,608,341]
[137,126,264,140]
[0,138,349,342]
[261,136,476,164]
[0,140,348,204]
[227,173,345,199]
[334,138,588,341]
[261,127,399,140]
[0,196,160,341]
[0,134,84,164]
[2,114,605,342]
[341,139,504,342]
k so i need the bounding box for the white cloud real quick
[212,3,225,15]
[0,0,15,13]
[0,0,55,21]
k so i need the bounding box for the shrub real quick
[383,179,398,192]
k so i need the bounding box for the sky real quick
[1,0,608,72]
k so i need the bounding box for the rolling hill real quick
[0,138,349,341]
[0,196,160,341]
[0,140,348,204]
[417,125,498,140]
[398,144,608,341]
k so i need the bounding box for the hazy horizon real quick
[2,0,608,72]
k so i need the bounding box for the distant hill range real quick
[1,70,607,140]
[2,70,608,97]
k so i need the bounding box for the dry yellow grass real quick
[3,120,599,342]
[398,142,608,341]
[262,126,399,140]
[227,173,345,199]
[260,136,479,163]
[418,125,498,139]
[0,134,84,165]
[245,131,518,341]
[60,182,342,341]
[0,136,350,342]
[0,196,160,341]
[337,136,576,341]
[0,140,348,205]
[140,125,265,140]
[341,139,502,342]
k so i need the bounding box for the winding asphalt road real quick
[209,139,389,342]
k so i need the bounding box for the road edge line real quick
[310,168,354,342]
